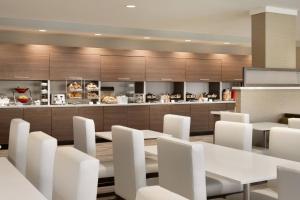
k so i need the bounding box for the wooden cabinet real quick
[77,107,103,132]
[190,104,209,132]
[50,54,101,80]
[0,108,23,144]
[51,107,77,142]
[0,45,50,80]
[149,105,171,132]
[23,108,51,134]
[146,57,186,81]
[170,104,190,116]
[221,55,252,82]
[101,56,145,81]
[208,103,227,130]
[103,106,127,131]
[186,59,222,82]
[127,106,149,130]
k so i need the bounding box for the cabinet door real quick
[208,103,227,130]
[127,106,149,130]
[101,56,145,81]
[149,105,171,132]
[186,59,221,82]
[170,104,190,116]
[146,57,186,81]
[23,108,52,134]
[0,44,50,80]
[77,107,103,132]
[221,55,252,82]
[103,106,128,131]
[190,104,209,132]
[51,107,77,142]
[50,54,101,80]
[0,108,23,144]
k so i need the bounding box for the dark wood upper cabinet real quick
[51,107,78,142]
[221,55,252,82]
[103,106,128,131]
[0,108,23,145]
[101,56,145,81]
[23,108,52,134]
[186,59,222,82]
[190,104,209,132]
[146,57,186,81]
[149,105,171,132]
[77,107,103,132]
[0,45,50,80]
[50,54,101,80]
[127,106,149,130]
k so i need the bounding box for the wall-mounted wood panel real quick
[127,106,149,130]
[23,108,52,134]
[186,59,222,82]
[146,57,186,81]
[101,56,145,81]
[103,106,127,131]
[0,108,23,144]
[50,54,100,80]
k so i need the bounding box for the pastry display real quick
[87,92,99,100]
[68,92,82,99]
[86,82,98,91]
[17,95,30,103]
[68,82,82,92]
[102,96,117,104]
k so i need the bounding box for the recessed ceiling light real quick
[94,33,102,36]
[126,5,136,8]
[185,40,192,42]
[39,29,47,32]
[144,37,150,39]
[224,42,231,45]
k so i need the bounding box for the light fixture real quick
[39,29,47,32]
[185,39,192,42]
[94,33,102,36]
[126,5,136,8]
[144,36,150,39]
[224,42,231,45]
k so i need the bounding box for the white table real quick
[0,157,47,200]
[252,122,288,148]
[145,141,300,200]
[96,129,166,141]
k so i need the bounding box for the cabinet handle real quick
[118,77,130,81]
[161,78,173,81]
[199,78,210,81]
[14,75,29,79]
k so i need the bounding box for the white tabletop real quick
[96,129,166,141]
[144,141,300,185]
[252,122,288,131]
[0,157,47,200]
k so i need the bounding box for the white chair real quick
[136,186,189,200]
[207,121,253,197]
[163,114,191,141]
[26,131,57,200]
[53,146,99,200]
[73,116,114,179]
[220,111,250,123]
[112,125,147,200]
[288,118,300,129]
[7,118,30,175]
[251,127,300,200]
[157,136,207,200]
[277,166,300,200]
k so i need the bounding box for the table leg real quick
[243,184,250,200]
[264,131,268,149]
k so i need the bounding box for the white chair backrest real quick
[112,125,146,200]
[163,114,191,141]
[220,112,250,123]
[288,118,300,129]
[73,116,96,157]
[214,121,253,151]
[269,127,300,162]
[158,136,207,200]
[53,147,99,200]
[278,166,300,200]
[8,118,30,175]
[26,131,57,200]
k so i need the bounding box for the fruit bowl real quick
[17,96,30,103]
[15,87,29,93]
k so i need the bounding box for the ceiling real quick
[0,0,299,45]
